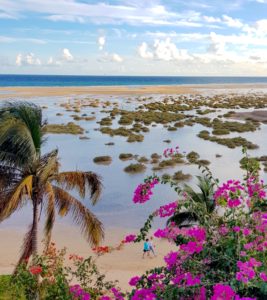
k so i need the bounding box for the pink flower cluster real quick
[236,258,262,283]
[111,287,124,300]
[133,177,159,204]
[164,251,179,270]
[131,289,157,300]
[172,272,201,287]
[214,180,244,208]
[156,201,178,218]
[154,224,183,240]
[179,227,206,255]
[70,285,90,300]
[124,234,136,243]
[163,146,179,158]
[211,284,236,300]
[129,276,141,286]
[247,176,266,199]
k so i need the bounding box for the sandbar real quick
[0,83,267,98]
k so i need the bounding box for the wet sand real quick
[0,83,267,98]
[230,110,267,123]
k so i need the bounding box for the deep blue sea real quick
[1,74,267,87]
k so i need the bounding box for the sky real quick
[1,0,267,76]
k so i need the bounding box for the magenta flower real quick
[180,241,203,255]
[164,251,179,269]
[124,234,136,243]
[163,146,179,158]
[158,201,178,218]
[260,272,267,282]
[133,177,159,204]
[70,285,90,300]
[211,284,236,300]
[131,288,157,300]
[129,276,141,286]
[233,226,241,232]
[247,176,266,199]
[214,180,244,208]
[111,287,124,300]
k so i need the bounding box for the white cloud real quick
[98,36,105,50]
[15,53,41,66]
[138,38,192,61]
[98,52,124,63]
[112,53,123,62]
[0,35,46,44]
[47,56,61,66]
[15,54,22,66]
[0,12,17,19]
[62,48,73,61]
[208,32,226,55]
[138,42,154,59]
[46,15,85,23]
[203,16,221,23]
[222,15,243,28]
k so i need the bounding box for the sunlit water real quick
[1,92,267,232]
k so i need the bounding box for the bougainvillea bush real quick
[127,148,267,299]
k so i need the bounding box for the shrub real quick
[124,163,146,173]
[186,151,200,164]
[44,122,84,135]
[119,153,134,160]
[172,171,192,181]
[93,156,112,165]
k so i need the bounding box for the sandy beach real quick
[0,224,176,291]
[0,83,267,98]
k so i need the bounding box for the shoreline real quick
[0,83,267,98]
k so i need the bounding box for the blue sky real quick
[1,0,267,75]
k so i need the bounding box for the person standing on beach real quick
[148,236,156,257]
[142,238,150,258]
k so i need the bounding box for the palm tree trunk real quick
[32,194,40,300]
[32,196,39,256]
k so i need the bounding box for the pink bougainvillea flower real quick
[211,284,236,300]
[260,272,267,282]
[214,180,244,208]
[129,276,141,286]
[124,234,136,243]
[133,177,159,204]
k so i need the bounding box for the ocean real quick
[1,74,267,87]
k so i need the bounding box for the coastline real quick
[0,83,267,98]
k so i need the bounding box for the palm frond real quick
[0,117,38,166]
[0,165,21,191]
[167,212,198,228]
[54,171,102,205]
[38,149,59,185]
[44,183,55,249]
[0,101,44,152]
[0,175,33,221]
[53,185,104,246]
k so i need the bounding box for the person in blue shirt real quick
[142,238,151,259]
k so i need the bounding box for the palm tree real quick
[0,102,103,266]
[168,176,215,227]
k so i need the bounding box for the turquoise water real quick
[1,75,267,87]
